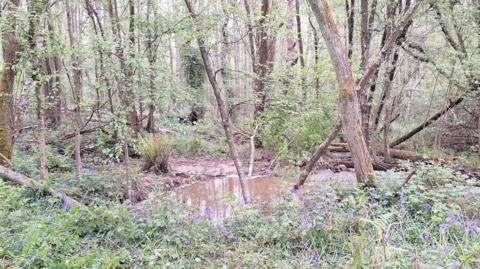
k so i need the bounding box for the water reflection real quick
[173,177,291,224]
[171,170,357,224]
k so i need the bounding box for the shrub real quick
[175,136,208,156]
[139,134,173,174]
[260,108,334,162]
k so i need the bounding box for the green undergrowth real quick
[1,164,479,268]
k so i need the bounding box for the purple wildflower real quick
[422,230,431,240]
[423,203,432,210]
[439,223,450,234]
[347,212,354,222]
[309,251,319,263]
[465,219,480,236]
[205,206,212,218]
[399,191,406,215]
[441,245,452,254]
[447,214,458,225]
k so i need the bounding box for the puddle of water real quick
[171,177,292,224]
[170,170,357,224]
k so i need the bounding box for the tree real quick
[0,0,21,167]
[65,0,83,179]
[184,0,251,203]
[307,0,376,185]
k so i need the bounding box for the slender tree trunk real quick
[29,0,49,180]
[309,17,321,99]
[145,0,157,133]
[107,0,140,136]
[307,0,375,185]
[253,0,273,120]
[373,48,400,130]
[37,83,49,180]
[0,0,21,167]
[66,0,83,179]
[45,21,62,126]
[184,0,251,203]
[383,103,392,163]
[357,0,418,145]
[345,0,355,60]
[295,0,307,101]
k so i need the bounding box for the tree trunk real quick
[307,0,376,186]
[66,0,83,179]
[357,0,418,144]
[37,83,49,180]
[309,17,321,99]
[0,0,21,167]
[253,0,274,120]
[294,120,342,189]
[184,0,251,204]
[345,0,355,60]
[107,0,140,136]
[0,164,84,209]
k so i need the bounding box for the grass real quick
[1,163,479,268]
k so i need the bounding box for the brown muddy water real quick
[169,170,357,224]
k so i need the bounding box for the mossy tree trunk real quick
[0,0,21,167]
[307,0,376,185]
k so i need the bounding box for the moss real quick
[338,81,355,102]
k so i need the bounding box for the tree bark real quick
[66,0,83,179]
[307,0,375,186]
[345,0,355,60]
[184,0,251,204]
[294,120,342,189]
[0,164,84,209]
[0,0,21,167]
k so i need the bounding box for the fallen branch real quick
[390,96,464,147]
[402,169,417,187]
[0,164,85,209]
[294,120,342,189]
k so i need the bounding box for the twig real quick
[402,168,417,187]
[248,125,259,177]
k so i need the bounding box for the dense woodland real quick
[0,0,479,267]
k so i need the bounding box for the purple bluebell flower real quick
[441,245,452,254]
[439,224,450,234]
[422,230,431,240]
[204,206,212,217]
[309,251,319,263]
[447,214,458,225]
[423,203,432,210]
[465,219,480,236]
[347,212,354,222]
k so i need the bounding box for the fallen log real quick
[390,96,464,148]
[332,159,398,171]
[328,143,430,161]
[0,165,85,209]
